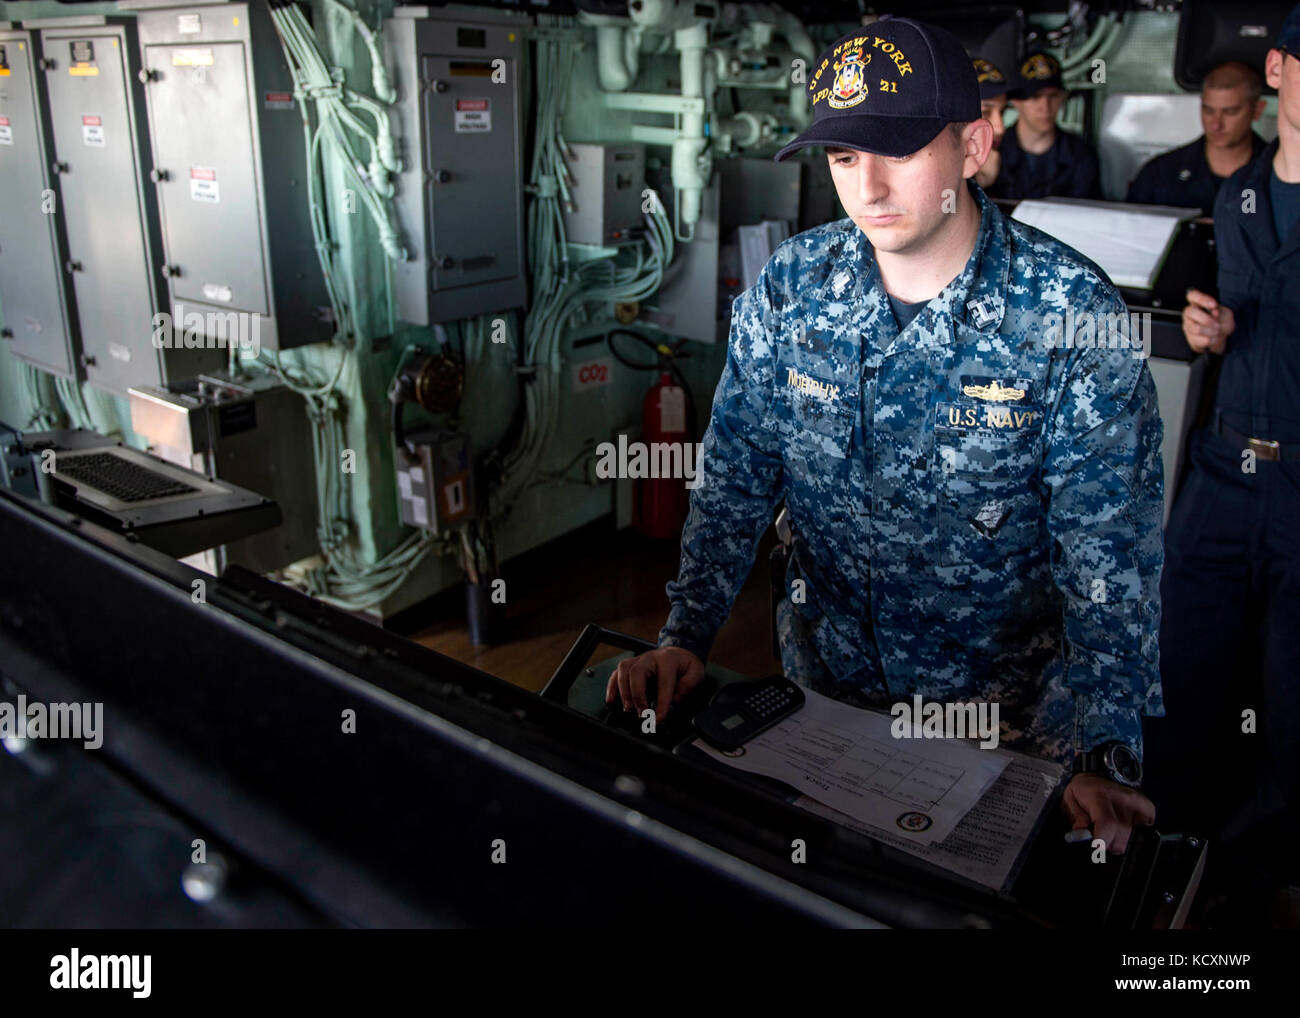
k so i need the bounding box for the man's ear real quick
[1266,48,1284,91]
[962,117,994,179]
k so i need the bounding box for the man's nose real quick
[856,157,889,204]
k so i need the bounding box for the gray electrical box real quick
[128,370,320,574]
[385,6,528,325]
[0,23,80,378]
[29,15,221,395]
[395,428,474,535]
[118,0,332,351]
[561,143,646,247]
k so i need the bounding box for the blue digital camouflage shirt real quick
[659,181,1165,766]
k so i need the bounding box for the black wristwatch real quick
[1072,741,1143,788]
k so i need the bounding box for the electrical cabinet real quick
[29,15,221,395]
[561,143,646,247]
[118,0,332,350]
[385,6,528,325]
[0,23,79,378]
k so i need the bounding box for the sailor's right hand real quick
[1183,288,1234,354]
[606,646,706,723]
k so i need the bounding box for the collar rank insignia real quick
[1178,169,1191,181]
[966,295,999,329]
[962,379,1026,402]
[831,269,850,297]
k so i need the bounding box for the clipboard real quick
[674,728,1069,896]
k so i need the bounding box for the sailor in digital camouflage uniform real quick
[610,16,1164,848]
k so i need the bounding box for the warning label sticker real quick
[0,117,11,146]
[264,91,294,110]
[571,357,612,392]
[172,48,214,67]
[82,114,105,147]
[454,98,490,133]
[190,166,219,203]
[659,385,687,434]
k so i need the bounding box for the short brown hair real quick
[1203,61,1264,104]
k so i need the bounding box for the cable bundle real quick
[492,17,676,522]
[22,364,61,431]
[254,1,451,611]
[268,0,407,331]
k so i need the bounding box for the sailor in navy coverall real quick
[1146,10,1300,900]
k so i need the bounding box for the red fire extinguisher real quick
[636,370,691,539]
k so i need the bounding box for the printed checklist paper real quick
[692,686,1008,845]
[794,754,1065,892]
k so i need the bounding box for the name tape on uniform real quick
[786,367,841,403]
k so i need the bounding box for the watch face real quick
[1108,744,1142,784]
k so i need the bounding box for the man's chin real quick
[857,223,915,251]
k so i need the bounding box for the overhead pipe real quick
[593,22,641,91]
[672,21,709,238]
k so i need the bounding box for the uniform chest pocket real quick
[933,414,1045,568]
[786,391,856,458]
[933,403,1044,479]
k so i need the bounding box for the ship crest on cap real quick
[972,58,1005,84]
[1021,53,1058,80]
[829,44,869,109]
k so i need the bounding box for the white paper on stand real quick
[691,686,1008,845]
[1011,198,1198,290]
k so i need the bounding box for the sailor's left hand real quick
[1061,773,1156,854]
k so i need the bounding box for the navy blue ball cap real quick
[972,57,1009,100]
[773,16,981,161]
[1009,50,1064,99]
[1277,2,1300,52]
